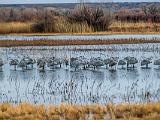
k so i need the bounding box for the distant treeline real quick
[0,4,160,23]
[0,7,55,22]
[115,5,160,23]
[0,5,112,33]
[0,4,159,33]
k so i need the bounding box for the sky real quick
[0,0,159,4]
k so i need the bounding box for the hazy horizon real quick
[0,0,159,4]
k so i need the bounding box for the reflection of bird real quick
[154,59,160,67]
[0,58,4,71]
[9,59,19,71]
[141,58,152,68]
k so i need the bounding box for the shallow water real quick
[0,34,160,40]
[0,44,160,105]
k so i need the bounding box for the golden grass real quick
[0,21,160,35]
[54,19,93,33]
[0,22,32,34]
[0,38,159,47]
[0,103,159,119]
[110,21,160,32]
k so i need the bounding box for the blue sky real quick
[0,0,159,4]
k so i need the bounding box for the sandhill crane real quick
[104,58,112,68]
[37,58,46,71]
[9,59,19,71]
[104,57,117,70]
[141,58,152,68]
[64,58,69,68]
[78,56,88,70]
[0,58,4,72]
[18,57,35,71]
[47,57,64,69]
[54,58,64,68]
[18,58,27,71]
[70,57,81,71]
[125,56,138,68]
[89,57,104,70]
[109,60,117,69]
[118,60,126,69]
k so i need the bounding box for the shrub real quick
[32,11,55,33]
[67,5,112,32]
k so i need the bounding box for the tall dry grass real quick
[110,21,160,32]
[0,21,159,34]
[0,103,160,119]
[54,19,93,33]
[0,22,32,34]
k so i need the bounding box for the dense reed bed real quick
[110,22,160,33]
[0,38,159,47]
[0,22,32,34]
[0,103,160,119]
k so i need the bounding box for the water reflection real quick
[0,46,160,104]
[108,70,118,81]
[140,68,152,79]
[19,70,34,81]
[154,68,160,79]
[92,71,105,81]
[0,72,4,81]
[1,67,160,83]
[126,69,139,80]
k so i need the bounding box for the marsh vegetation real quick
[0,3,160,34]
[0,2,160,119]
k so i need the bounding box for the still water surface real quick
[0,34,160,40]
[0,44,160,104]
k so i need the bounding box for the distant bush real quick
[54,17,93,33]
[115,4,160,23]
[32,11,55,32]
[67,5,112,32]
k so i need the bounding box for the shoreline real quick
[0,102,159,119]
[1,31,160,36]
[0,38,159,47]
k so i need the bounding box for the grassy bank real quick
[0,38,159,47]
[0,22,160,35]
[110,22,160,32]
[0,22,32,34]
[0,103,160,119]
[6,31,160,36]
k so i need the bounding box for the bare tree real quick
[68,5,112,32]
